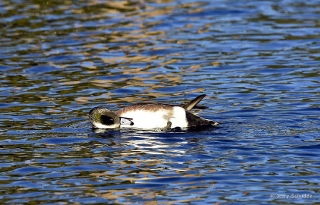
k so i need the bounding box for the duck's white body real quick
[118,106,188,129]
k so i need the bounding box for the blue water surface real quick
[0,0,319,204]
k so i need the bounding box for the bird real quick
[89,94,219,130]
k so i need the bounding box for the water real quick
[1,0,319,204]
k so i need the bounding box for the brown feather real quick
[116,103,173,116]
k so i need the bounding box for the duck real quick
[89,94,219,130]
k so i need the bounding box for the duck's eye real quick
[100,115,114,125]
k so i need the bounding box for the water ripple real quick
[1,0,320,204]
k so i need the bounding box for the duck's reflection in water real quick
[88,129,217,203]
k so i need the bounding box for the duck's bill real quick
[120,117,134,126]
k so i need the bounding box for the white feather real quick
[170,106,188,128]
[120,106,188,129]
[92,121,119,129]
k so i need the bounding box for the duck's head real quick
[89,107,121,129]
[89,107,134,129]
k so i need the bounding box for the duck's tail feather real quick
[182,94,207,111]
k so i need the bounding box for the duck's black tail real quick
[182,94,207,111]
[185,111,219,128]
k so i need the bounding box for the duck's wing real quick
[116,103,173,115]
[182,94,207,111]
